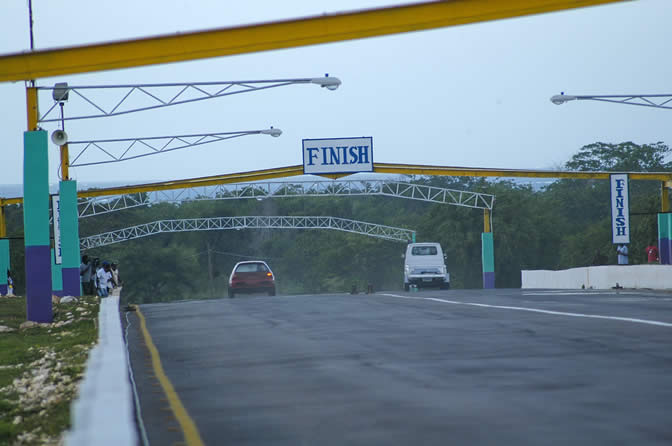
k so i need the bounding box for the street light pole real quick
[66,128,283,167]
[550,92,672,110]
[37,76,341,122]
[550,90,672,265]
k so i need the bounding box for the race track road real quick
[126,289,672,445]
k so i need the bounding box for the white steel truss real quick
[80,216,415,250]
[77,179,495,218]
[68,129,280,167]
[551,93,672,110]
[37,77,340,123]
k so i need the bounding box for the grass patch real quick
[0,295,100,445]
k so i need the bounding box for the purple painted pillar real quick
[23,131,53,322]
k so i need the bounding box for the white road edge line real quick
[379,294,672,328]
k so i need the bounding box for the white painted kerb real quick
[522,265,672,290]
[65,295,137,446]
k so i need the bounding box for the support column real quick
[658,213,672,265]
[52,248,63,297]
[482,209,495,289]
[24,130,53,322]
[60,180,81,296]
[0,239,8,295]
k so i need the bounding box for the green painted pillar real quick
[482,232,495,289]
[51,248,63,296]
[23,131,53,322]
[0,239,9,295]
[658,213,672,265]
[59,180,81,296]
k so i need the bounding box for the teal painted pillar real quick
[59,180,81,296]
[658,213,672,265]
[24,131,53,322]
[51,248,63,296]
[0,239,9,295]
[482,232,495,288]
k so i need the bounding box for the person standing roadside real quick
[80,255,93,295]
[7,270,14,296]
[96,261,111,297]
[110,263,120,289]
[90,258,99,294]
[645,242,659,264]
[617,244,629,265]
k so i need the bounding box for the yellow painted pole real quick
[484,209,491,233]
[662,181,670,213]
[60,143,70,180]
[0,201,6,238]
[0,0,630,82]
[26,86,38,131]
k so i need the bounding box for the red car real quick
[228,261,276,298]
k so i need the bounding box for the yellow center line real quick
[135,306,205,446]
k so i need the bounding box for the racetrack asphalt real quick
[126,288,672,445]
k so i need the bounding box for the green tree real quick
[565,141,671,172]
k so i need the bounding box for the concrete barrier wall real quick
[65,294,137,446]
[522,265,672,290]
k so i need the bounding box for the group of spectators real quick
[79,255,121,297]
[615,242,660,265]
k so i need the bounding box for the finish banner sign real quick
[610,173,630,244]
[303,137,373,175]
[51,195,62,264]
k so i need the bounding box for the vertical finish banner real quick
[610,174,630,244]
[52,195,62,265]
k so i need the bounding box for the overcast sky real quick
[1,0,671,187]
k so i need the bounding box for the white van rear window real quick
[411,246,437,256]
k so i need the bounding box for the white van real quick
[403,242,450,291]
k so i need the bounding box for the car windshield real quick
[235,263,268,273]
[411,246,437,256]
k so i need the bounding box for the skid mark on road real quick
[379,294,672,328]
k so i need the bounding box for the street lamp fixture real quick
[311,75,341,91]
[550,93,577,105]
[260,127,282,137]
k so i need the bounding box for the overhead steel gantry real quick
[80,216,416,250]
[0,0,646,235]
[76,179,495,218]
[0,0,630,82]
[2,162,670,208]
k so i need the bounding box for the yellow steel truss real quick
[1,162,669,207]
[0,0,629,82]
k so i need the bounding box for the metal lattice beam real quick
[77,179,495,218]
[68,129,281,167]
[551,93,672,110]
[36,78,339,122]
[80,216,415,250]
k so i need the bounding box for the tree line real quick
[3,141,670,302]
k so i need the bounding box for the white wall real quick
[522,265,672,290]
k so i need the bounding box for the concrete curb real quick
[65,294,137,446]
